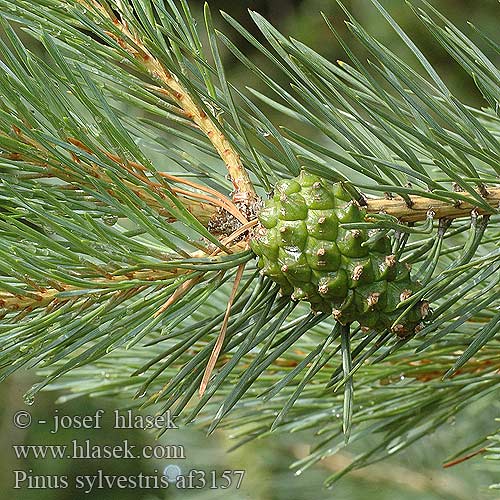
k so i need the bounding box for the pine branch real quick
[6,125,498,230]
[3,132,221,225]
[0,240,249,313]
[364,186,500,222]
[79,0,257,205]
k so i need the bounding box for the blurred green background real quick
[1,1,499,498]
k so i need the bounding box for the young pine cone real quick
[250,171,429,335]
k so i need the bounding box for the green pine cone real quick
[250,171,429,335]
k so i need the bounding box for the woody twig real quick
[80,0,257,205]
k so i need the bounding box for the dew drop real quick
[101,214,118,226]
[23,394,35,406]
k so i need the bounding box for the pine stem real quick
[0,241,247,313]
[364,187,500,222]
[80,0,257,204]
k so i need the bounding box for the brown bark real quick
[364,187,500,222]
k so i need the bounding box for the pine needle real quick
[199,263,246,396]
[442,447,486,468]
